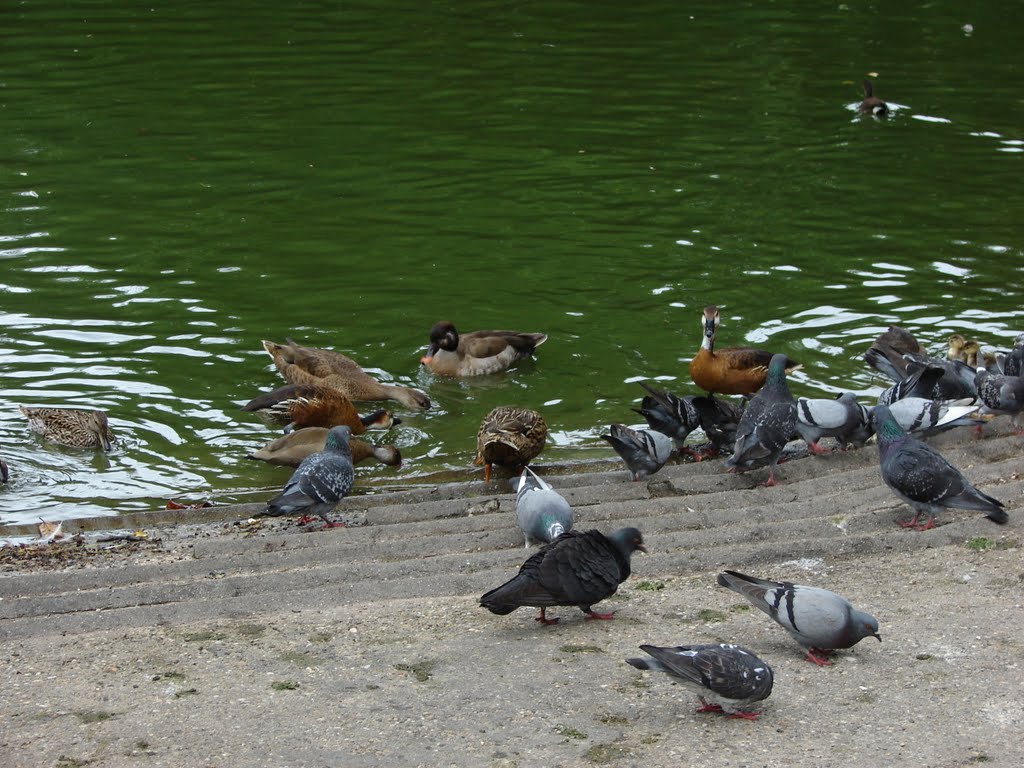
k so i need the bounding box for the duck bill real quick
[420,343,439,365]
[703,318,716,339]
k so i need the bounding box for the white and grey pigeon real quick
[795,392,872,454]
[724,354,797,486]
[625,643,774,720]
[632,382,703,457]
[874,403,1007,531]
[974,368,1024,431]
[515,466,574,548]
[716,570,881,666]
[260,424,355,527]
[1002,333,1024,377]
[868,397,984,437]
[875,363,945,405]
[600,424,672,480]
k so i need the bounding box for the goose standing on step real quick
[419,321,547,377]
[689,306,799,396]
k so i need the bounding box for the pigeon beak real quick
[636,543,648,553]
[873,633,882,642]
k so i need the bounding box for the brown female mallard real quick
[19,406,115,451]
[475,406,547,482]
[262,338,430,410]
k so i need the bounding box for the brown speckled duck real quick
[420,321,548,377]
[19,406,115,451]
[475,406,548,482]
[859,79,888,116]
[248,427,402,468]
[241,383,400,434]
[689,306,800,396]
[262,339,430,410]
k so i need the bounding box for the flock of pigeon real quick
[5,310,1022,718]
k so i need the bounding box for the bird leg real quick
[696,703,725,714]
[806,441,831,456]
[536,610,561,626]
[897,511,936,531]
[728,711,762,721]
[804,648,834,666]
[760,470,778,488]
[583,608,616,621]
[483,463,493,483]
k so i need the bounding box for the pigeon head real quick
[853,609,882,643]
[609,527,647,557]
[325,425,354,450]
[766,353,791,384]
[871,404,906,444]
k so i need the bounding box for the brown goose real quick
[241,383,399,434]
[19,407,114,451]
[689,306,800,396]
[262,338,430,410]
[248,427,402,468]
[420,321,547,377]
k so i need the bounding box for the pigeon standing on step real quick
[515,466,574,547]
[691,394,742,457]
[724,354,797,486]
[633,382,702,457]
[974,368,1024,431]
[874,404,1007,531]
[869,397,984,437]
[625,643,774,719]
[260,424,355,527]
[795,392,872,454]
[1003,333,1024,377]
[479,527,646,625]
[716,570,881,666]
[600,424,673,480]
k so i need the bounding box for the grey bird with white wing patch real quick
[515,466,574,548]
[795,392,872,454]
[716,569,880,666]
[626,643,774,720]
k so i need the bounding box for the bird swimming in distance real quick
[419,321,547,377]
[19,406,114,451]
[859,79,888,116]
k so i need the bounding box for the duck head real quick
[421,321,460,364]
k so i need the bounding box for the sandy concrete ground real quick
[1,422,1023,768]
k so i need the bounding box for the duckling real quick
[946,334,981,367]
[248,427,402,468]
[420,321,548,377]
[859,79,888,116]
[262,339,430,410]
[19,406,114,451]
[475,406,548,482]
[241,383,399,434]
[689,306,800,396]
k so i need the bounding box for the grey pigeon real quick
[975,368,1024,430]
[795,393,871,454]
[1003,333,1024,377]
[869,397,984,437]
[625,643,773,719]
[716,570,880,666]
[260,424,355,527]
[901,355,977,399]
[0,457,8,484]
[875,363,945,405]
[600,424,672,480]
[874,404,1007,530]
[691,394,742,457]
[633,382,702,457]
[724,354,797,486]
[479,527,646,624]
[515,466,574,548]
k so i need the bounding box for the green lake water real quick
[1,1,1022,525]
